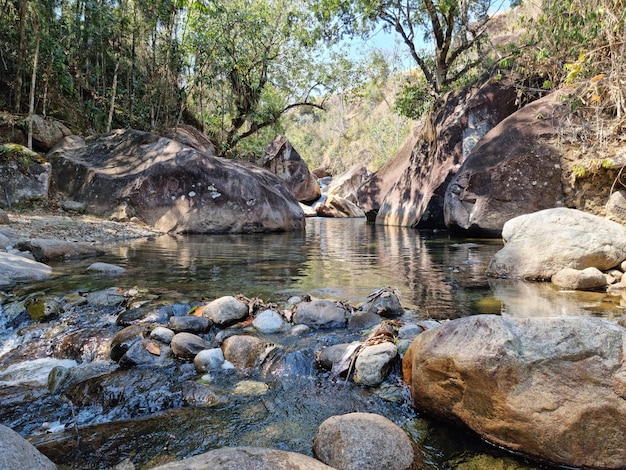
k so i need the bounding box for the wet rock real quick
[359,287,403,318]
[182,381,220,406]
[222,335,265,369]
[252,309,288,334]
[486,208,626,280]
[404,314,626,469]
[86,287,127,307]
[150,446,333,470]
[397,323,424,339]
[293,299,347,329]
[168,315,211,334]
[110,324,151,363]
[119,341,173,368]
[317,343,352,371]
[354,342,398,386]
[170,332,213,360]
[47,362,117,395]
[313,412,414,470]
[15,238,104,262]
[202,296,248,327]
[25,295,62,322]
[552,267,608,291]
[0,424,57,470]
[87,262,126,275]
[194,348,225,373]
[150,326,175,344]
[347,309,380,329]
[0,252,51,286]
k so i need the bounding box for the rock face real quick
[486,208,626,280]
[404,314,626,469]
[47,129,304,234]
[263,135,321,203]
[313,412,414,470]
[0,144,51,209]
[444,90,568,236]
[150,446,334,470]
[0,424,57,470]
[374,81,518,228]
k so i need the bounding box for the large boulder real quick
[263,135,321,203]
[403,314,626,469]
[0,424,57,470]
[486,207,626,280]
[356,125,421,221]
[326,163,371,202]
[444,90,568,236]
[315,195,365,218]
[0,143,51,209]
[0,252,52,286]
[30,115,72,151]
[47,129,304,234]
[374,80,518,228]
[151,446,333,470]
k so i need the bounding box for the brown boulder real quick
[263,135,321,203]
[47,129,304,234]
[375,80,518,228]
[326,163,371,202]
[444,90,568,236]
[404,314,626,469]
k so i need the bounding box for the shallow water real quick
[2,217,621,469]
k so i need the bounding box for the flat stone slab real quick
[0,252,52,285]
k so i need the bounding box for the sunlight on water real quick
[0,358,77,387]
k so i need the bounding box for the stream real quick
[2,217,623,469]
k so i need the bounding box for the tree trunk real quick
[106,56,120,132]
[27,21,40,150]
[15,0,28,113]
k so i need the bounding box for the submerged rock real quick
[151,446,334,470]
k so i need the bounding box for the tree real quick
[311,0,498,99]
[184,0,330,157]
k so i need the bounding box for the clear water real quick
[3,217,620,469]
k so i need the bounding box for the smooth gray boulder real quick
[150,446,333,469]
[313,412,414,470]
[0,251,51,285]
[486,208,626,280]
[0,424,57,470]
[404,314,626,469]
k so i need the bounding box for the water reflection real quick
[39,218,625,320]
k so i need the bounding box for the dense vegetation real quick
[0,0,624,172]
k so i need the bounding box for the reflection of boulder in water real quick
[489,278,614,317]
